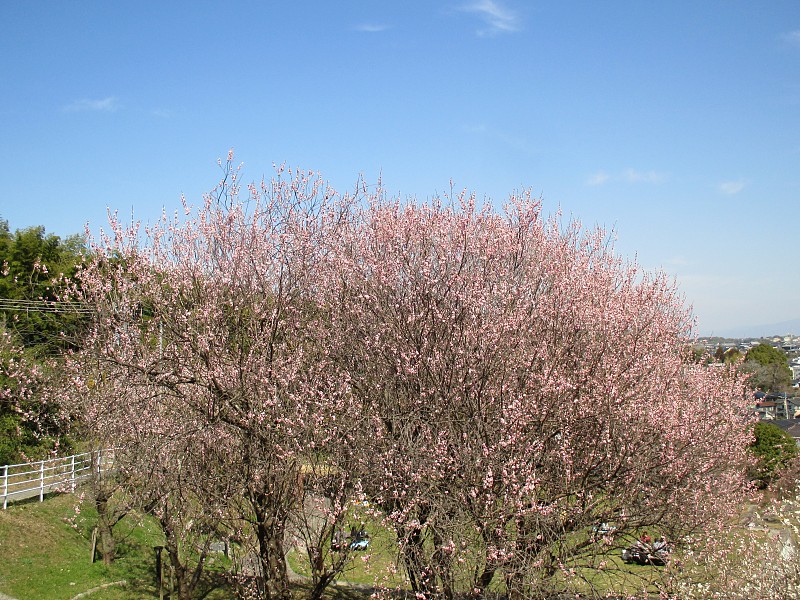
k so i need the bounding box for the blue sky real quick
[1,1,799,337]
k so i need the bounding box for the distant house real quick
[756,401,778,420]
[772,420,800,446]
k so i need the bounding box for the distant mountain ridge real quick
[703,318,800,340]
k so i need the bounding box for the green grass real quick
[3,491,743,600]
[286,517,406,590]
[0,492,375,600]
[0,493,148,599]
[0,492,236,600]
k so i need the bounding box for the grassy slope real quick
[0,493,375,600]
[8,491,766,599]
[0,492,162,600]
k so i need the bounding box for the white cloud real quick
[63,96,119,113]
[622,168,666,184]
[462,122,535,155]
[586,171,610,186]
[782,30,800,46]
[585,168,667,186]
[718,179,746,195]
[461,0,520,36]
[663,255,689,267]
[354,23,389,33]
[464,123,488,134]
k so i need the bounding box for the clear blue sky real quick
[1,1,798,337]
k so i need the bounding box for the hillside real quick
[0,493,158,600]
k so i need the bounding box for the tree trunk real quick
[256,516,291,600]
[432,529,455,599]
[401,526,439,598]
[97,520,116,566]
[309,574,335,600]
[472,524,500,597]
[165,544,194,600]
[94,490,116,565]
[308,544,336,600]
[251,486,291,600]
[475,565,497,597]
[162,516,207,600]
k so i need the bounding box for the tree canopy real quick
[747,343,790,367]
[58,159,753,600]
[0,218,84,464]
[0,219,86,355]
[744,343,792,392]
[749,421,800,488]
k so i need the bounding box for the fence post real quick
[154,545,165,600]
[39,460,45,502]
[2,465,7,510]
[70,454,76,491]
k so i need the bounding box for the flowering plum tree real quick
[62,155,361,600]
[0,326,41,464]
[0,324,68,464]
[65,355,236,590]
[61,157,753,600]
[324,192,753,599]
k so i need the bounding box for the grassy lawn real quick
[0,491,233,600]
[0,493,140,599]
[286,517,406,590]
[7,490,777,599]
[0,493,375,600]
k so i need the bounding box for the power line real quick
[0,298,95,315]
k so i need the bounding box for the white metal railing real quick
[1,449,114,509]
